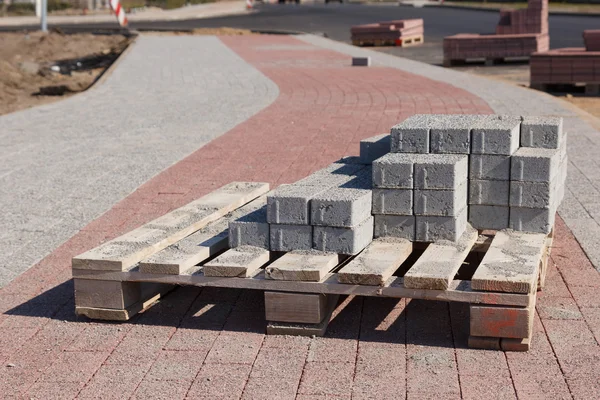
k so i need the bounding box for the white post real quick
[36,0,41,17]
[40,0,47,32]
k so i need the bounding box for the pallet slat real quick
[72,269,531,307]
[404,226,478,290]
[471,230,547,294]
[264,251,341,282]
[138,196,266,275]
[203,246,270,278]
[337,238,413,286]
[72,182,269,271]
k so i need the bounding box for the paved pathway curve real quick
[0,34,599,399]
[301,34,600,273]
[0,35,278,287]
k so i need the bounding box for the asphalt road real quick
[5,3,600,66]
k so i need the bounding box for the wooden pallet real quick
[72,183,552,351]
[352,34,424,48]
[443,57,531,67]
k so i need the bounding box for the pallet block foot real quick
[75,283,173,321]
[468,335,501,350]
[266,293,339,337]
[585,84,600,95]
[501,337,531,351]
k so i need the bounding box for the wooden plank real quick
[470,303,534,339]
[471,230,547,294]
[468,336,501,350]
[264,292,327,324]
[138,196,266,275]
[404,226,478,290]
[264,251,340,282]
[74,279,141,309]
[337,238,413,286]
[71,269,531,307]
[72,182,269,271]
[203,246,270,278]
[266,294,339,337]
[500,337,531,352]
[538,229,554,290]
[75,284,172,321]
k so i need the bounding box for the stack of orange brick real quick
[444,0,549,65]
[351,19,423,45]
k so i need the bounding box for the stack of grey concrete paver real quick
[228,114,567,257]
[229,158,374,255]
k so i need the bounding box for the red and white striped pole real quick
[246,0,253,10]
[110,0,128,27]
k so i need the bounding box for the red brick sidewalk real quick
[1,35,598,399]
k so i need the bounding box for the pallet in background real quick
[352,34,424,48]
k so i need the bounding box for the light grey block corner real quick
[510,146,562,183]
[352,56,371,67]
[429,114,483,154]
[468,205,510,231]
[469,154,511,181]
[228,207,270,249]
[520,116,564,149]
[414,182,467,217]
[390,114,432,154]
[270,224,313,252]
[469,179,510,206]
[415,207,468,242]
[471,115,521,155]
[267,184,328,225]
[509,206,556,234]
[372,153,416,189]
[414,154,468,190]
[359,134,391,164]
[373,214,416,241]
[371,188,413,215]
[313,216,374,255]
[509,180,556,209]
[310,187,372,227]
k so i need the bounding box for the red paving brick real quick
[0,34,599,399]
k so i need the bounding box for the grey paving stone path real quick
[301,34,600,272]
[0,35,278,287]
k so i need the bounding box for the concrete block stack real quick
[229,158,374,255]
[584,30,600,52]
[496,0,548,35]
[371,115,470,242]
[530,48,600,89]
[228,114,566,258]
[351,19,424,45]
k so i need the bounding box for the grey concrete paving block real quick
[414,154,469,190]
[469,179,510,206]
[313,216,374,255]
[390,114,431,153]
[352,56,371,66]
[415,207,468,242]
[511,146,562,182]
[310,188,372,227]
[414,182,467,216]
[359,134,390,164]
[471,115,521,155]
[372,153,416,189]
[371,188,413,215]
[510,180,557,209]
[469,205,510,230]
[509,206,556,234]
[267,184,329,225]
[470,154,511,181]
[229,206,270,249]
[373,215,416,241]
[270,224,313,252]
[430,114,482,154]
[520,116,564,149]
[295,161,365,187]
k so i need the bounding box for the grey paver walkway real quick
[301,34,600,272]
[0,35,278,287]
